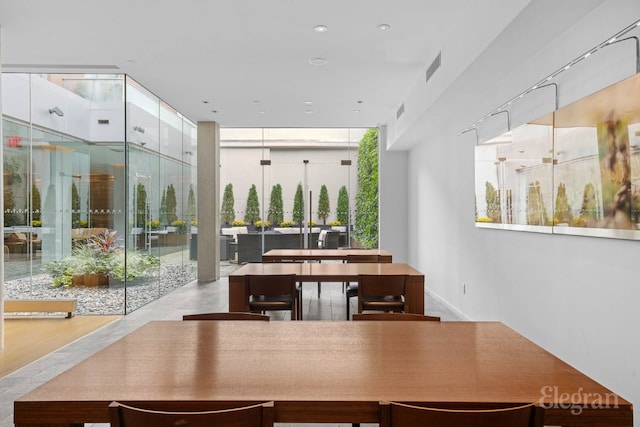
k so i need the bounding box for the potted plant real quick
[45,229,159,287]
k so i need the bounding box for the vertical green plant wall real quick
[354,128,379,248]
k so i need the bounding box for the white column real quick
[197,122,220,282]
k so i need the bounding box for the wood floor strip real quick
[1,315,120,378]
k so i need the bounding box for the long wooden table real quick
[229,262,424,314]
[262,248,392,262]
[14,321,632,426]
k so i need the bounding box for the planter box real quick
[72,274,109,287]
[160,233,188,246]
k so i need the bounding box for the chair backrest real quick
[247,274,297,298]
[358,274,406,298]
[379,401,544,427]
[352,313,440,321]
[183,312,270,321]
[109,401,274,427]
[325,231,340,249]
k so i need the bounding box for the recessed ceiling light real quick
[353,109,360,113]
[211,110,218,114]
[253,100,261,103]
[314,25,328,33]
[377,24,391,31]
[259,111,265,114]
[304,101,313,105]
[305,110,313,114]
[357,100,363,104]
[202,100,209,104]
[309,57,328,65]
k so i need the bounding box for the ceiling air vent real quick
[396,103,405,120]
[426,51,441,83]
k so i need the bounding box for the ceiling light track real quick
[460,18,640,140]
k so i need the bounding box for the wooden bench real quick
[4,299,78,318]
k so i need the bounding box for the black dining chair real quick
[344,254,391,319]
[247,274,300,320]
[183,312,270,321]
[379,401,544,427]
[352,312,440,321]
[109,400,275,427]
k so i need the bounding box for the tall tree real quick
[244,184,260,224]
[221,183,235,225]
[554,182,571,223]
[166,184,178,224]
[354,128,379,248]
[317,184,330,225]
[159,188,168,225]
[337,185,349,224]
[292,182,304,224]
[136,183,147,227]
[267,184,283,225]
[185,185,196,224]
[32,183,42,222]
[485,181,501,223]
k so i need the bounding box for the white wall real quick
[387,0,640,422]
[379,125,408,262]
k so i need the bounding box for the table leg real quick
[404,275,425,314]
[228,276,250,312]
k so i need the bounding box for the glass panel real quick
[3,72,196,316]
[552,72,640,239]
[220,128,366,266]
[474,72,640,240]
[475,115,554,231]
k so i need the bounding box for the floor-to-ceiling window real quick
[219,128,372,265]
[2,73,197,315]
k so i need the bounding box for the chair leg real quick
[297,283,303,320]
[317,282,321,298]
[346,294,350,320]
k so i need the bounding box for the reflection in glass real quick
[3,73,197,315]
[475,72,640,240]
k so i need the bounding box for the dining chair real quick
[109,400,274,427]
[183,312,270,321]
[357,274,406,314]
[247,274,300,320]
[352,312,440,321]
[262,259,304,319]
[379,401,544,427]
[344,254,391,319]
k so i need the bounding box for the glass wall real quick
[219,128,367,265]
[2,73,197,315]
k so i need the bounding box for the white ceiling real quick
[0,1,527,131]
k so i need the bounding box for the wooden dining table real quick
[262,248,393,262]
[228,262,424,314]
[13,320,632,426]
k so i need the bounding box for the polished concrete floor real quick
[0,274,463,427]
